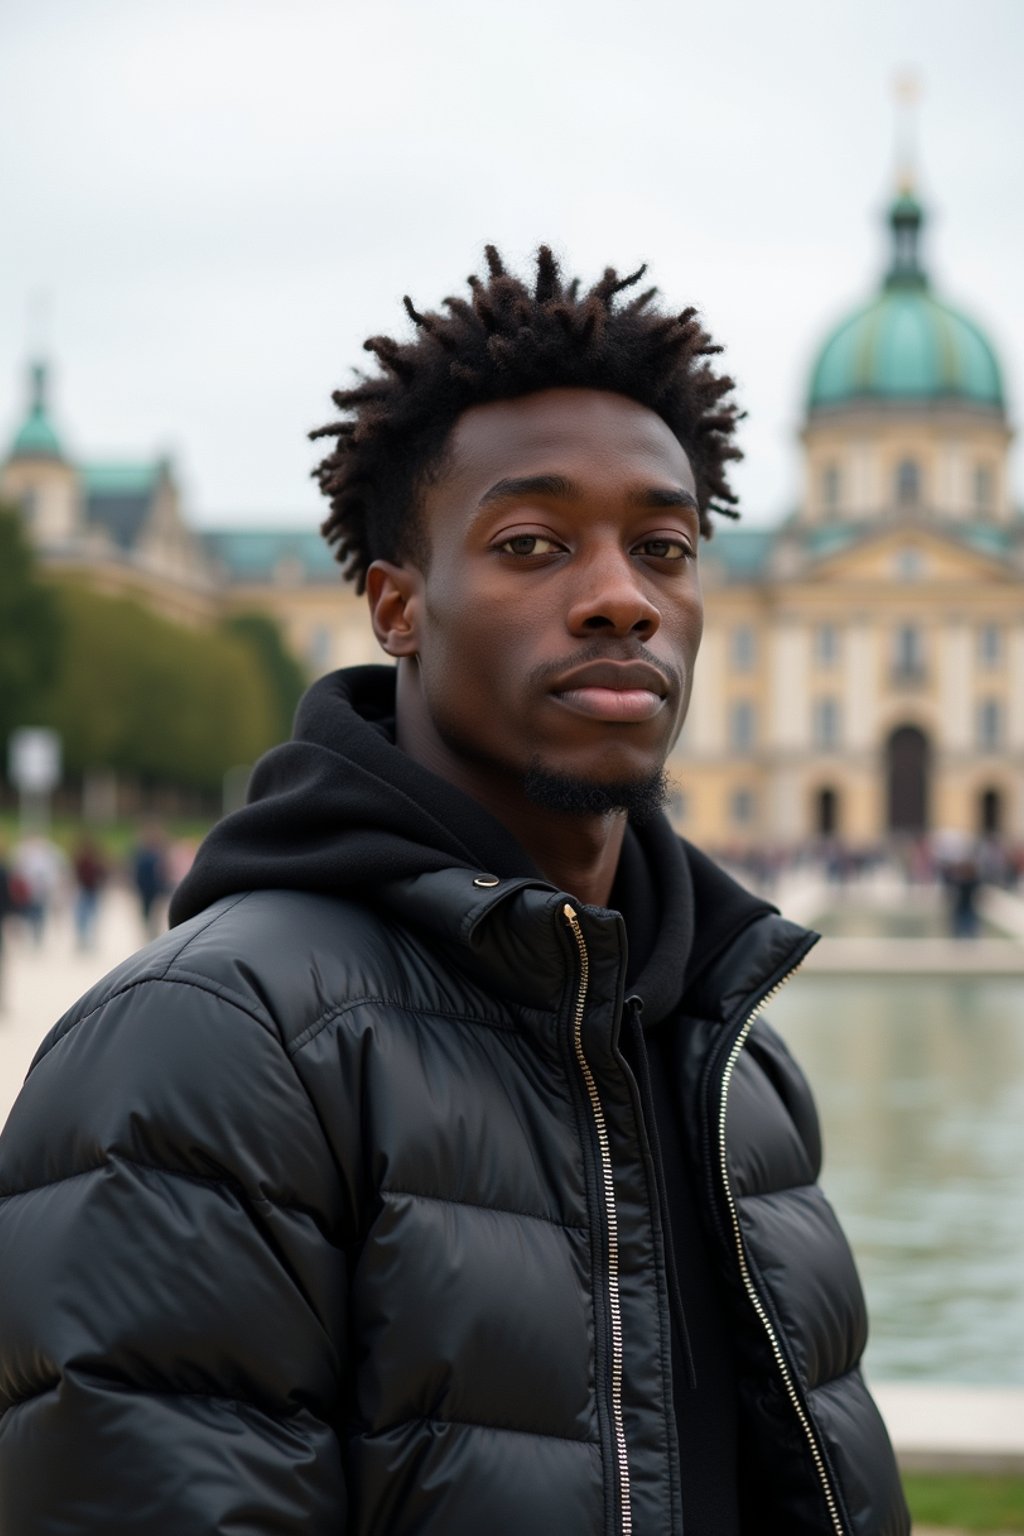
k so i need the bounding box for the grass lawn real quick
[904,1473,1024,1532]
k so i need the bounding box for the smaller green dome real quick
[8,361,65,460]
[808,194,1005,412]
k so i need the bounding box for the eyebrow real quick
[477,474,699,513]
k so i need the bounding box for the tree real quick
[36,582,280,792]
[0,503,63,770]
[222,611,307,741]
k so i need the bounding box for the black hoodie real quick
[172,665,776,1533]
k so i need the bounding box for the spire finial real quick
[893,70,921,194]
[883,72,927,289]
[29,359,48,413]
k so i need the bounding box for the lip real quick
[549,661,672,723]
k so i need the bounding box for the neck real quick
[465,782,628,908]
[394,668,626,907]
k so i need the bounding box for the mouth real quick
[549,661,671,724]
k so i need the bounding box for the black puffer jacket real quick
[0,671,908,1535]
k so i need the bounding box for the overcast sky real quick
[3,0,1021,530]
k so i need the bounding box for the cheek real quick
[667,592,704,656]
[418,603,505,717]
[690,606,705,655]
[684,581,705,646]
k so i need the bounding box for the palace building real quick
[0,362,371,668]
[0,362,217,628]
[672,183,1021,848]
[3,177,1020,847]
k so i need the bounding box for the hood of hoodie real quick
[170,665,779,1023]
[170,666,542,926]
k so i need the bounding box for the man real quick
[0,249,908,1533]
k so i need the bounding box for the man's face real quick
[372,387,704,806]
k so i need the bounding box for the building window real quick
[731,625,756,672]
[816,786,839,837]
[979,787,1002,836]
[894,546,923,581]
[892,624,925,681]
[729,700,756,752]
[815,622,840,667]
[812,696,841,750]
[974,463,993,513]
[821,463,841,516]
[978,699,1002,751]
[730,788,755,827]
[979,625,1002,669]
[895,458,921,509]
[20,488,37,525]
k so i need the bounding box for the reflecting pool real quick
[770,972,1024,1384]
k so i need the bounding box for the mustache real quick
[527,640,682,696]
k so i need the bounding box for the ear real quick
[366,560,423,657]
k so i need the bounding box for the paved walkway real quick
[2,889,1024,1492]
[873,1381,1024,1475]
[0,884,151,1123]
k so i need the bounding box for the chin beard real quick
[522,760,669,825]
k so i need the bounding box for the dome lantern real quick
[884,187,927,291]
[807,188,1005,414]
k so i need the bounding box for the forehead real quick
[438,387,696,499]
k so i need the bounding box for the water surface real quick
[769,973,1024,1385]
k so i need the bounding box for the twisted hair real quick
[311,245,742,591]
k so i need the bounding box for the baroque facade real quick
[3,181,1020,847]
[0,363,371,666]
[672,185,1021,848]
[0,363,217,627]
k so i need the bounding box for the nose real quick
[566,545,660,640]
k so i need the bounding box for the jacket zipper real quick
[563,903,632,1536]
[718,964,846,1536]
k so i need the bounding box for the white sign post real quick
[8,727,62,831]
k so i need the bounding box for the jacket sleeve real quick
[0,969,350,1534]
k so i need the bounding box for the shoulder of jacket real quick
[4,890,348,1219]
[44,889,394,1061]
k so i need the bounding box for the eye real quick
[496,533,562,556]
[635,536,691,561]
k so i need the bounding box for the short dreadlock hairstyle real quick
[311,245,742,592]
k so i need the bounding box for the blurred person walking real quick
[946,854,982,939]
[131,825,169,939]
[10,833,66,947]
[71,836,108,952]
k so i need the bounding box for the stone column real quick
[939,623,973,753]
[843,620,875,751]
[686,627,724,755]
[770,621,810,751]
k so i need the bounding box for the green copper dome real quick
[8,361,65,460]
[808,193,1004,412]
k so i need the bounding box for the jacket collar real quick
[677,841,819,1023]
[377,854,817,1023]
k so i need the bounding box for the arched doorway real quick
[816,786,839,837]
[886,725,930,834]
[979,787,1002,836]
